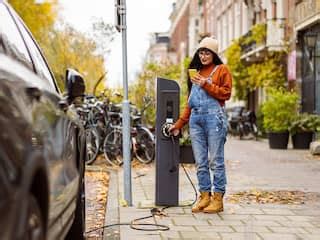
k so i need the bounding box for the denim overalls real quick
[188,65,228,193]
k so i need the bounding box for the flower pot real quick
[180,145,195,164]
[268,132,289,149]
[292,132,313,149]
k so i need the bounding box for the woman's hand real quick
[169,125,180,136]
[190,73,206,87]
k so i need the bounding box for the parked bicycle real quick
[103,97,155,166]
[76,97,101,164]
[76,94,114,164]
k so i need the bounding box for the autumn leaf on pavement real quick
[226,189,320,205]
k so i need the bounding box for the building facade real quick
[169,0,190,64]
[206,0,290,111]
[147,0,319,114]
[146,32,173,64]
[294,0,320,114]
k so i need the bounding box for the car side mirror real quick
[65,68,85,103]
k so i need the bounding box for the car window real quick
[0,37,4,53]
[12,13,57,91]
[0,29,4,53]
[0,4,33,70]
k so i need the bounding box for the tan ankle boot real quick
[203,192,224,213]
[191,192,210,213]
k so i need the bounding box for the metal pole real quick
[120,0,132,206]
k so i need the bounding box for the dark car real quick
[0,1,86,239]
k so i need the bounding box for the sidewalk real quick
[104,138,320,240]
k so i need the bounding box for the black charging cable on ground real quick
[170,135,198,207]
[85,134,198,235]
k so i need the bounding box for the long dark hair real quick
[187,48,223,93]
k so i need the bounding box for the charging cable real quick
[170,135,198,207]
[85,132,198,235]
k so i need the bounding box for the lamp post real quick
[304,32,317,60]
[304,31,318,114]
[115,0,132,206]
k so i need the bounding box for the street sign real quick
[115,0,125,32]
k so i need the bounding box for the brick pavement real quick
[104,138,320,240]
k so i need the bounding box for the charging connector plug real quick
[161,122,173,138]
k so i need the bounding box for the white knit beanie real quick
[198,37,219,54]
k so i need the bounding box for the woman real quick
[170,37,232,213]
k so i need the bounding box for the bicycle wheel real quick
[134,127,155,164]
[85,127,100,164]
[103,129,123,166]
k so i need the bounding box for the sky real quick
[59,0,174,88]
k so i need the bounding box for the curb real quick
[103,168,120,240]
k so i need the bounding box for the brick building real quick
[169,0,190,64]
[146,32,174,64]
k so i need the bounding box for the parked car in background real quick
[0,1,86,239]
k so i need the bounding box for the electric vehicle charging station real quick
[155,78,180,206]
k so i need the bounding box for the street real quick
[85,137,320,240]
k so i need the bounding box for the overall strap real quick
[208,65,219,79]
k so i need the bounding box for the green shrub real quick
[261,88,299,132]
[179,128,192,146]
[289,113,320,135]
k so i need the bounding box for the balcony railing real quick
[240,20,286,60]
[240,23,267,56]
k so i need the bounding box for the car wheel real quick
[26,194,45,240]
[65,176,85,240]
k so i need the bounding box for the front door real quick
[315,34,320,114]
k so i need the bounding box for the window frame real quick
[12,13,58,92]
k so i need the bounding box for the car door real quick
[0,2,47,239]
[0,150,15,240]
[6,4,81,238]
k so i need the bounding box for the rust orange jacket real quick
[174,64,232,130]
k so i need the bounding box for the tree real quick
[9,1,112,93]
[247,54,285,91]
[225,40,249,100]
[130,61,183,126]
[44,24,106,92]
[8,0,58,43]
[90,17,117,56]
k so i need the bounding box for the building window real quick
[222,14,227,50]
[217,18,222,50]
[217,18,221,49]
[235,0,241,39]
[242,1,248,35]
[272,1,277,19]
[228,7,233,45]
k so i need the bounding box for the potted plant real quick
[261,88,299,149]
[179,130,195,164]
[289,113,320,149]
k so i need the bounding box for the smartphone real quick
[188,69,197,78]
